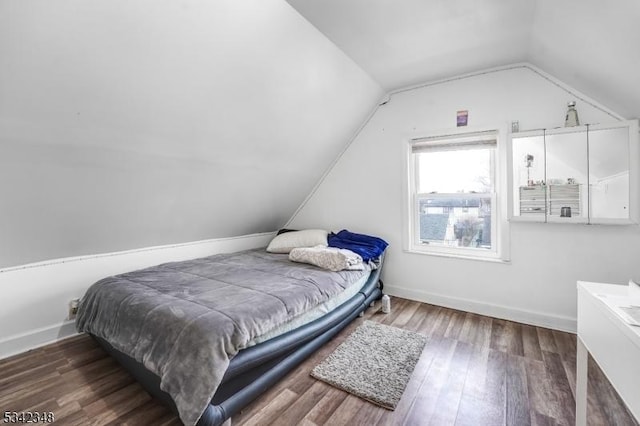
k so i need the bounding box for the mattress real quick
[246,272,370,346]
[92,253,384,426]
[77,248,373,425]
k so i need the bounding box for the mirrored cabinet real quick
[510,120,639,224]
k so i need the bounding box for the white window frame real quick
[402,125,510,262]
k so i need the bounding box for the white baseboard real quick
[0,231,276,360]
[0,321,79,360]
[384,284,577,333]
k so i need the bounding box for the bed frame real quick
[93,262,384,426]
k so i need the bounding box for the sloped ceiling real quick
[529,0,640,120]
[0,0,383,268]
[287,0,640,118]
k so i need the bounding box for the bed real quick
[77,246,384,426]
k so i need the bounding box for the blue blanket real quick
[328,230,388,262]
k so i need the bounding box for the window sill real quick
[403,248,511,264]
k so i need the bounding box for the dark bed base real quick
[93,265,383,426]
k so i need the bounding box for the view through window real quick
[409,131,500,258]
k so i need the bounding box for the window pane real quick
[417,148,493,194]
[418,196,492,250]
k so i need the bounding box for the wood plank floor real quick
[0,297,636,425]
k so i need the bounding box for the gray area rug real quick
[310,320,428,410]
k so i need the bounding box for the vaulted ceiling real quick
[2,0,637,268]
[287,0,640,119]
[0,0,383,267]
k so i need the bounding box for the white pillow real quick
[266,229,329,254]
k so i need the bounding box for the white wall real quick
[0,0,383,268]
[0,232,274,360]
[289,65,640,331]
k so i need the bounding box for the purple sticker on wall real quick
[457,110,468,127]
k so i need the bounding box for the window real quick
[404,129,509,261]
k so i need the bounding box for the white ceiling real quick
[0,0,383,267]
[286,0,640,118]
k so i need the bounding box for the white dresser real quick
[576,281,640,425]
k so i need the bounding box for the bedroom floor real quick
[0,298,636,426]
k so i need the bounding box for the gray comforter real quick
[76,248,370,425]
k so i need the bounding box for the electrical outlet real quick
[69,298,80,319]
